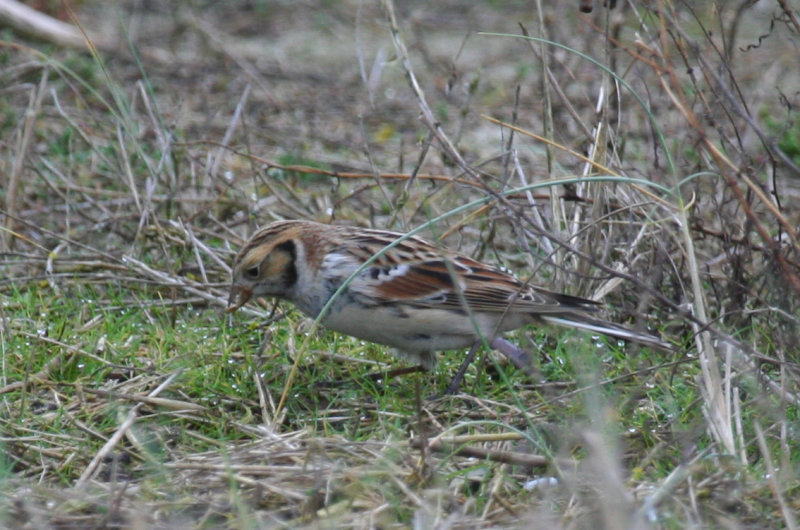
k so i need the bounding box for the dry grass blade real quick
[75,370,182,487]
[409,436,548,467]
[3,66,48,251]
[121,255,228,310]
[754,421,798,530]
[2,1,799,528]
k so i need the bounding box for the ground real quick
[1,1,800,528]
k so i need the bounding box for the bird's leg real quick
[441,338,535,396]
[489,337,535,375]
[443,341,482,395]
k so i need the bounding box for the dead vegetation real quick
[1,0,799,528]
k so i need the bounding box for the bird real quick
[227,220,669,392]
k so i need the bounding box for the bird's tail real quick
[541,315,671,352]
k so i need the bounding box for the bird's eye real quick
[244,266,259,279]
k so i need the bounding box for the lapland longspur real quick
[228,220,668,384]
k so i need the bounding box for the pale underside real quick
[320,297,531,370]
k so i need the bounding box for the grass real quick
[2,0,800,528]
[1,279,725,525]
[4,278,690,524]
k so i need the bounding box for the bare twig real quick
[0,0,113,50]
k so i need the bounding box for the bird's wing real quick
[332,247,599,315]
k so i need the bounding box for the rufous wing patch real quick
[367,260,462,302]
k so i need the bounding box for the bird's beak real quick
[226,285,253,313]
